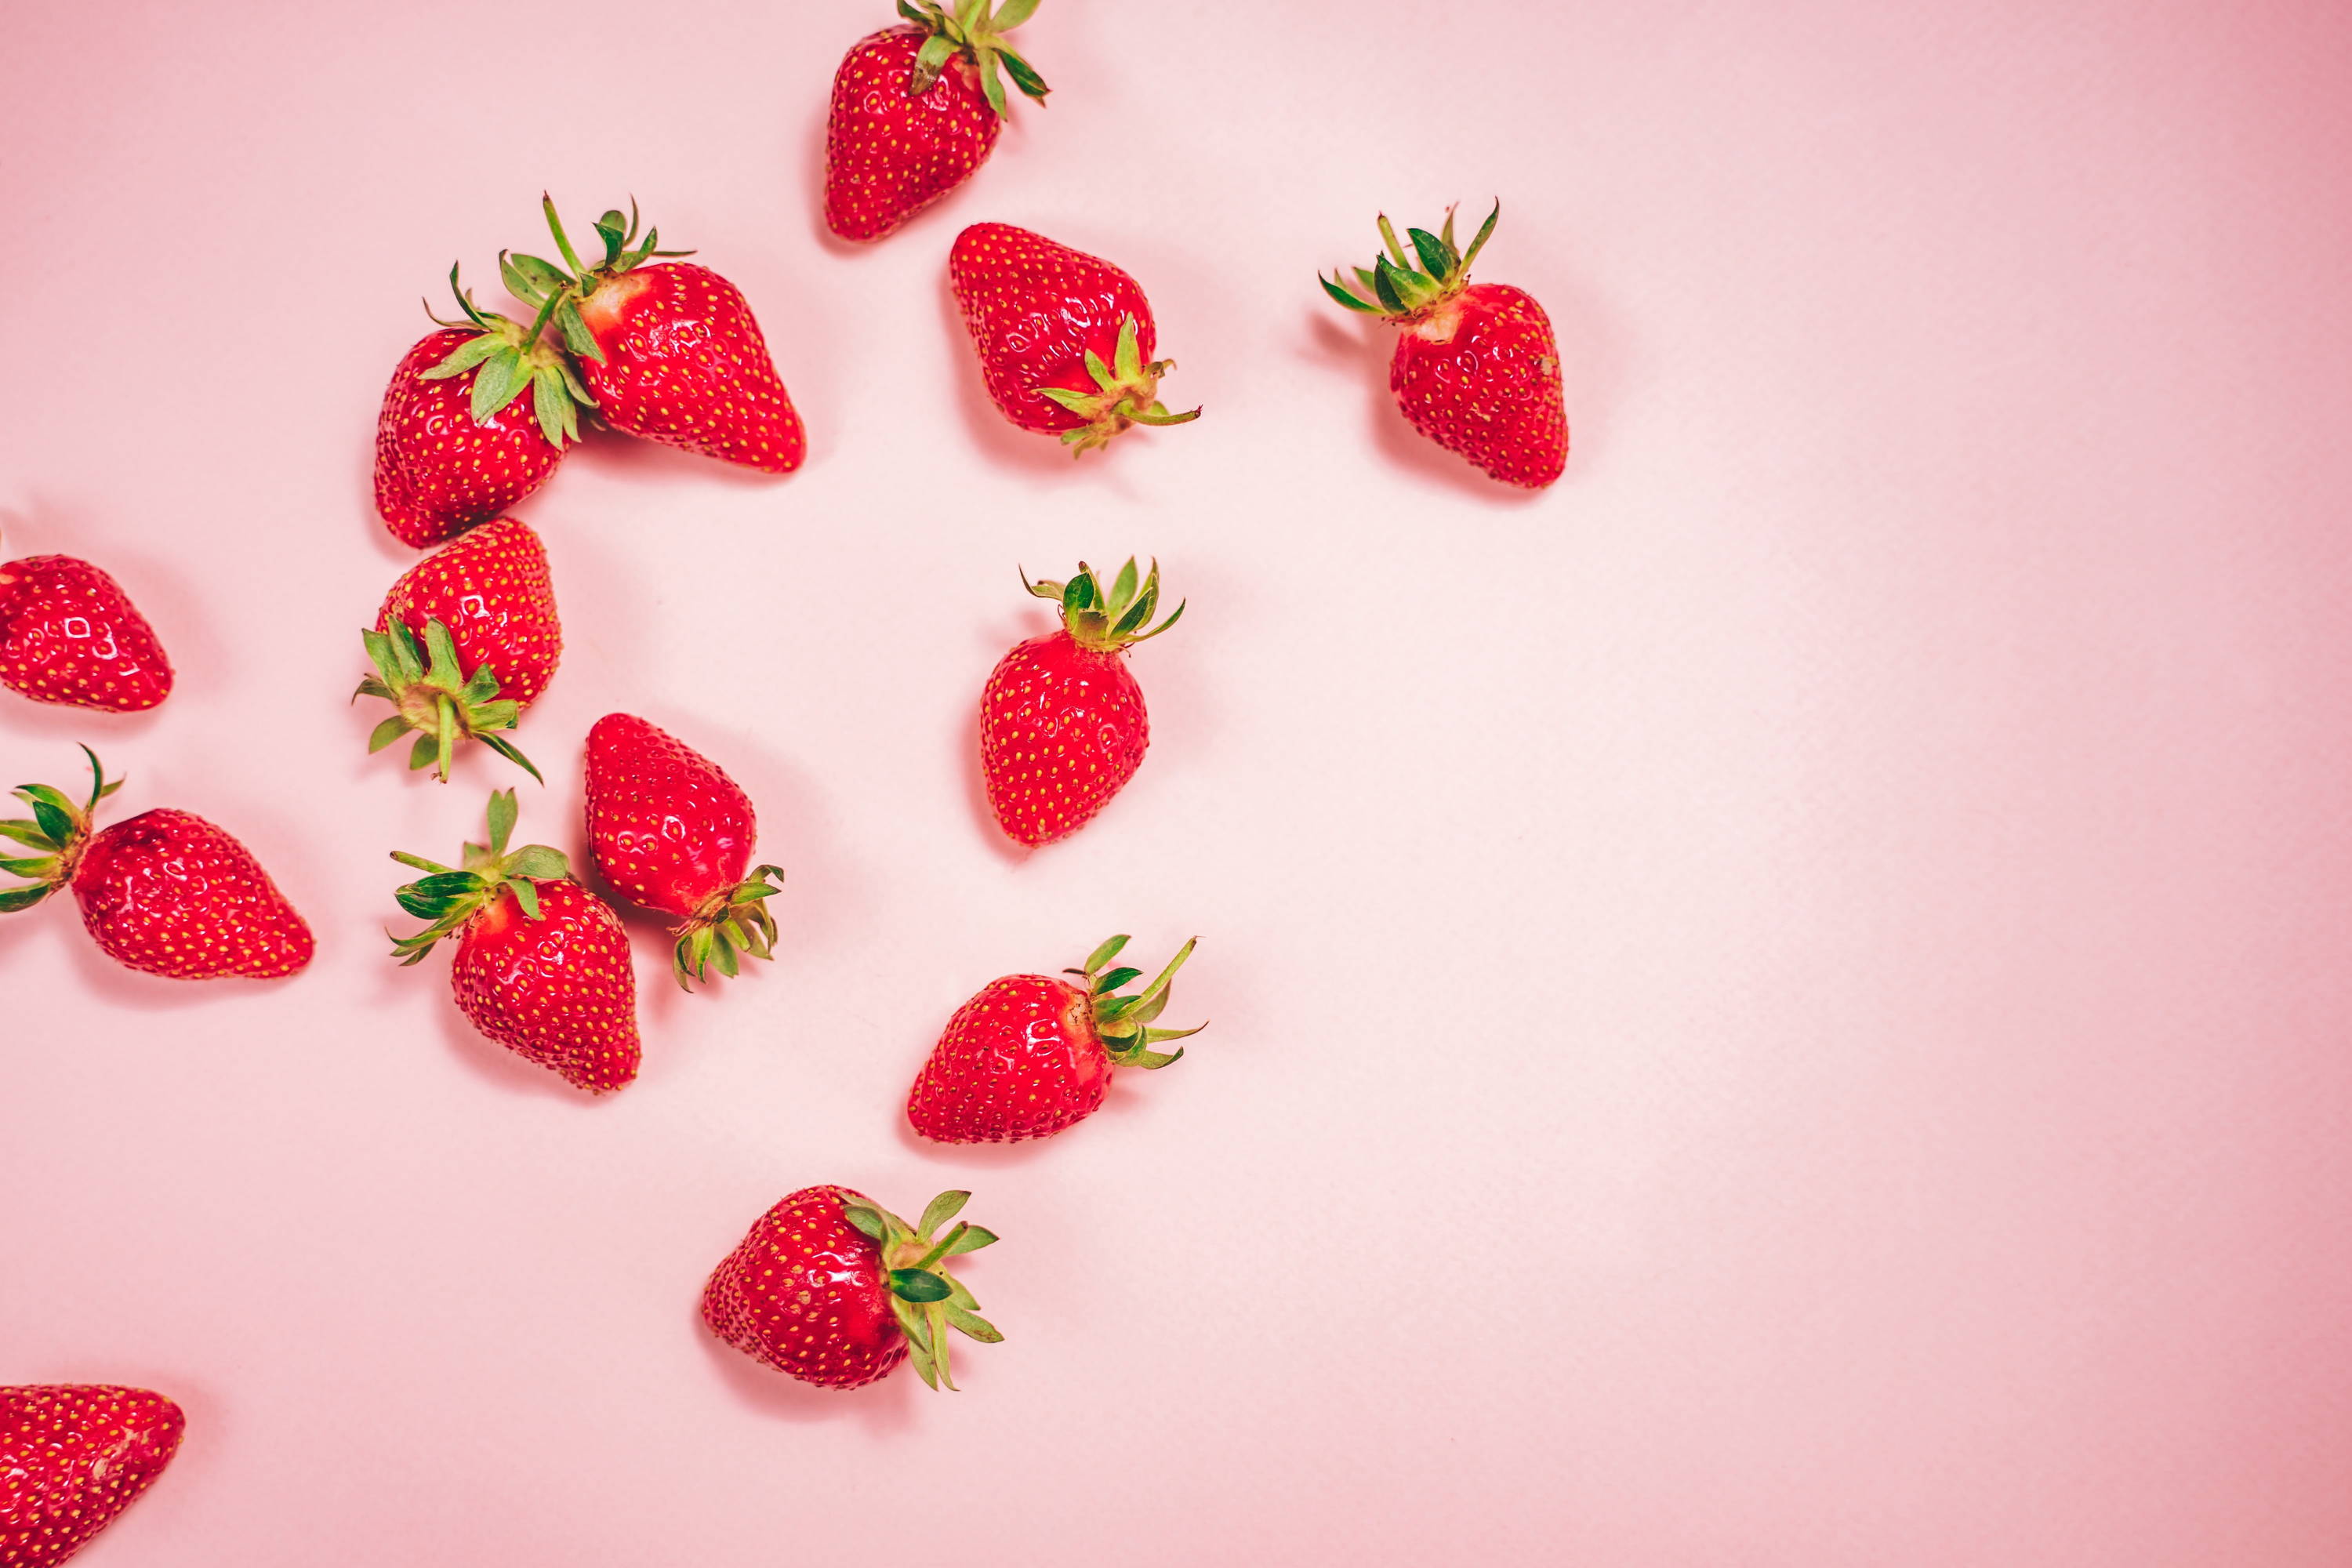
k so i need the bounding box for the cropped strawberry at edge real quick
[0,746,313,980]
[0,1383,186,1568]
[0,549,173,713]
[1319,201,1568,489]
[823,0,1051,242]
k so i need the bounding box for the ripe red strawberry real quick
[949,223,1200,453]
[357,515,559,782]
[0,549,172,712]
[372,267,593,549]
[980,558,1181,847]
[1,748,314,979]
[909,934,1202,1143]
[390,789,641,1093]
[1,1384,185,1566]
[824,1,1050,242]
[505,199,806,473]
[702,1186,1002,1391]
[584,713,784,989]
[1320,202,1567,488]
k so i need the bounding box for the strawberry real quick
[505,199,806,474]
[356,515,558,782]
[1,748,314,980]
[1,1384,185,1566]
[1319,202,1567,488]
[949,223,1200,453]
[909,934,1201,1143]
[0,547,172,712]
[373,266,593,549]
[980,558,1181,847]
[824,1,1051,242]
[702,1186,1002,1391]
[584,713,784,989]
[390,789,641,1093]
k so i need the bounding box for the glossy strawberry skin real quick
[825,25,1002,241]
[0,555,172,713]
[1,1384,184,1567]
[574,263,806,474]
[374,328,561,549]
[1390,282,1567,488]
[584,713,755,920]
[980,628,1149,847]
[375,516,561,709]
[70,809,313,980]
[949,223,1162,436]
[450,879,640,1092]
[909,973,1107,1142]
[701,1185,908,1389]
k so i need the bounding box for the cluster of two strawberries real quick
[0,547,262,990]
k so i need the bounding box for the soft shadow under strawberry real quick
[1303,312,1548,505]
[688,1294,922,1432]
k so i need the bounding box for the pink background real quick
[5,0,2351,1562]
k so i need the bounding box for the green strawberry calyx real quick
[1319,201,1501,330]
[897,0,1051,120]
[356,618,542,786]
[673,866,789,991]
[419,263,597,450]
[1034,314,1201,455]
[504,196,696,360]
[386,789,571,964]
[0,746,122,913]
[837,1189,1004,1392]
[1022,557,1185,652]
[1068,933,1205,1069]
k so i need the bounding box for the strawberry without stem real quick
[357,516,559,782]
[0,550,172,712]
[980,558,1181,847]
[372,267,593,549]
[1321,202,1567,488]
[1,747,313,980]
[702,1186,1002,1391]
[585,713,783,989]
[0,1384,184,1567]
[390,789,641,1093]
[909,934,1202,1143]
[949,223,1200,454]
[824,0,1050,242]
[505,199,806,474]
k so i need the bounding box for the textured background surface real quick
[4,1,2351,1562]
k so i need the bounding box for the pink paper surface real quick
[5,1,2350,1562]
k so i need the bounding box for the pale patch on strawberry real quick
[0,1384,185,1566]
[1320,201,1569,488]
